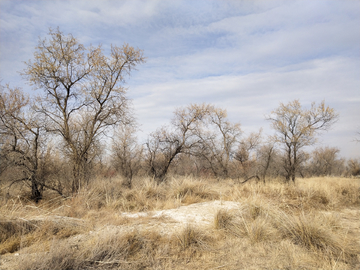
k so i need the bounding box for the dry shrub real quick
[0,219,38,243]
[18,229,155,270]
[247,204,264,220]
[274,211,360,266]
[0,217,87,255]
[334,183,360,207]
[308,189,330,207]
[83,231,144,263]
[223,217,273,244]
[139,179,167,200]
[171,178,219,204]
[297,177,360,209]
[214,209,233,230]
[96,178,167,212]
[0,219,39,254]
[214,202,359,267]
[120,189,149,211]
[230,177,360,211]
[174,226,214,251]
[61,180,159,215]
[17,227,215,270]
[214,205,277,244]
[281,188,332,210]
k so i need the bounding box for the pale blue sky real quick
[0,0,359,158]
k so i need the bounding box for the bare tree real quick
[0,84,46,201]
[145,103,211,183]
[195,106,242,179]
[257,141,278,182]
[309,146,341,176]
[267,100,338,182]
[112,124,143,188]
[234,130,262,182]
[345,158,360,177]
[22,28,145,193]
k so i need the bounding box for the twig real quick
[211,264,229,269]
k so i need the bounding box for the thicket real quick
[0,28,359,202]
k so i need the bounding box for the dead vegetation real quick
[0,176,359,269]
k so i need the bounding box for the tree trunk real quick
[261,148,273,183]
[31,177,42,203]
[292,145,297,183]
[72,160,83,194]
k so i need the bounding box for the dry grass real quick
[174,225,215,251]
[0,176,359,269]
[0,216,88,255]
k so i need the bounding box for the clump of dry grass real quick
[170,178,219,204]
[17,225,216,270]
[295,177,360,209]
[274,210,360,266]
[225,177,360,211]
[0,219,39,254]
[17,230,150,270]
[214,202,277,244]
[0,217,88,255]
[174,225,215,251]
[0,219,38,244]
[214,209,234,230]
[213,201,360,267]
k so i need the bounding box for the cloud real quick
[0,0,359,157]
[130,55,359,151]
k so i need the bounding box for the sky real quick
[0,0,359,158]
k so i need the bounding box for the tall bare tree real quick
[22,28,145,193]
[267,100,338,182]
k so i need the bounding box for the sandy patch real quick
[120,200,243,233]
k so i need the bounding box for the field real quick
[0,176,359,270]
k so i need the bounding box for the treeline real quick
[1,29,359,202]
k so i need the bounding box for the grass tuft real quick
[174,226,214,251]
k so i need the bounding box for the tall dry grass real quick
[0,176,359,269]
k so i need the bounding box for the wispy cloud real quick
[0,0,359,157]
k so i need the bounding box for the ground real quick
[0,177,359,269]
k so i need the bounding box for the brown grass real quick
[0,176,359,269]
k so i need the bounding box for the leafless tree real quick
[345,158,360,177]
[234,130,262,182]
[145,103,211,183]
[267,100,338,182]
[194,106,242,179]
[0,84,48,201]
[257,141,278,182]
[308,146,341,176]
[112,124,143,188]
[22,28,145,193]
